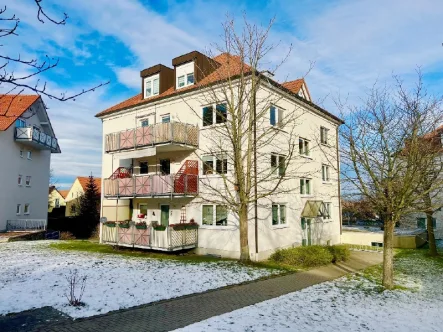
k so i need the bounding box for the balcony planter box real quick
[104,222,116,227]
[185,223,199,230]
[153,225,166,231]
[135,223,147,229]
[119,224,130,229]
[170,224,186,231]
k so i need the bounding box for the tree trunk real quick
[239,203,250,262]
[382,220,395,289]
[427,212,438,256]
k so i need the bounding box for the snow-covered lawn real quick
[0,241,278,318]
[177,250,443,332]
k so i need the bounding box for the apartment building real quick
[96,51,343,260]
[0,95,60,231]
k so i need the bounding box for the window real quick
[27,151,32,160]
[20,150,23,158]
[15,118,26,128]
[320,127,329,145]
[141,119,149,127]
[187,73,194,85]
[55,199,60,208]
[202,205,228,226]
[161,114,170,123]
[272,204,286,225]
[202,103,227,126]
[371,242,383,247]
[140,162,148,174]
[202,155,227,175]
[139,203,148,216]
[322,165,330,182]
[270,105,283,127]
[417,217,436,229]
[178,75,185,88]
[300,178,311,195]
[299,138,309,156]
[24,203,30,215]
[160,159,170,175]
[16,204,21,215]
[25,176,31,187]
[323,202,331,219]
[271,154,285,176]
[144,75,160,98]
[18,174,22,186]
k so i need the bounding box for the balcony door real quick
[160,159,170,175]
[161,205,170,226]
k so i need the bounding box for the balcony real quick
[101,224,198,251]
[105,122,199,153]
[103,174,199,198]
[15,126,58,152]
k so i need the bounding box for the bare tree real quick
[0,1,108,111]
[178,16,332,261]
[339,73,443,288]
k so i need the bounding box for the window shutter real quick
[270,106,276,125]
[278,108,283,127]
[153,78,159,95]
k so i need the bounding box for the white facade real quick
[0,98,59,231]
[98,57,342,260]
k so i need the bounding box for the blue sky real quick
[5,0,443,189]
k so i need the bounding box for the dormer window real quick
[144,74,160,98]
[176,61,195,89]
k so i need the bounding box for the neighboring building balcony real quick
[104,122,199,154]
[15,126,58,152]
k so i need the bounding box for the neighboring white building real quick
[96,51,343,260]
[0,95,60,231]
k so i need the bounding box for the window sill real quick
[321,143,332,148]
[201,123,227,130]
[271,126,287,133]
[299,154,313,160]
[300,194,314,198]
[322,181,333,185]
[272,224,289,229]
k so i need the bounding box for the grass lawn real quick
[49,240,289,271]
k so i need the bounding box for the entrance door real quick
[301,217,312,246]
[161,205,170,226]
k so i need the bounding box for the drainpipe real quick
[253,85,258,258]
[336,126,342,237]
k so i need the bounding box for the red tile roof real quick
[282,78,311,100]
[0,95,40,131]
[95,53,252,117]
[59,190,70,199]
[77,176,102,195]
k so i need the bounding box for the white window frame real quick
[270,105,284,127]
[25,176,31,187]
[320,126,329,145]
[201,204,228,227]
[27,151,32,160]
[323,202,332,220]
[272,203,287,226]
[271,153,285,176]
[202,102,227,127]
[300,178,312,195]
[24,203,30,215]
[299,138,310,156]
[176,62,195,89]
[202,154,228,175]
[16,204,21,215]
[322,164,330,182]
[144,74,160,99]
[18,174,23,186]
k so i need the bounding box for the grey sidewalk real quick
[31,251,382,332]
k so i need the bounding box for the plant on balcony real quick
[170,223,186,231]
[185,221,199,230]
[104,221,116,227]
[135,221,147,229]
[118,220,131,228]
[169,221,199,231]
[152,221,166,231]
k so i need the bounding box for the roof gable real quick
[0,95,40,131]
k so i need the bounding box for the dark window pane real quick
[216,157,227,174]
[203,106,213,126]
[160,159,170,175]
[202,205,214,225]
[140,162,148,174]
[203,159,214,175]
[278,156,285,176]
[272,205,278,225]
[216,206,227,226]
[216,103,227,124]
[417,218,426,229]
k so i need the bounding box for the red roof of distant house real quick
[0,95,40,131]
[282,78,312,100]
[59,190,70,199]
[77,177,102,195]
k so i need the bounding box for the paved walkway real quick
[29,251,382,332]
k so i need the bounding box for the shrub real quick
[327,245,350,263]
[60,232,76,240]
[270,246,333,269]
